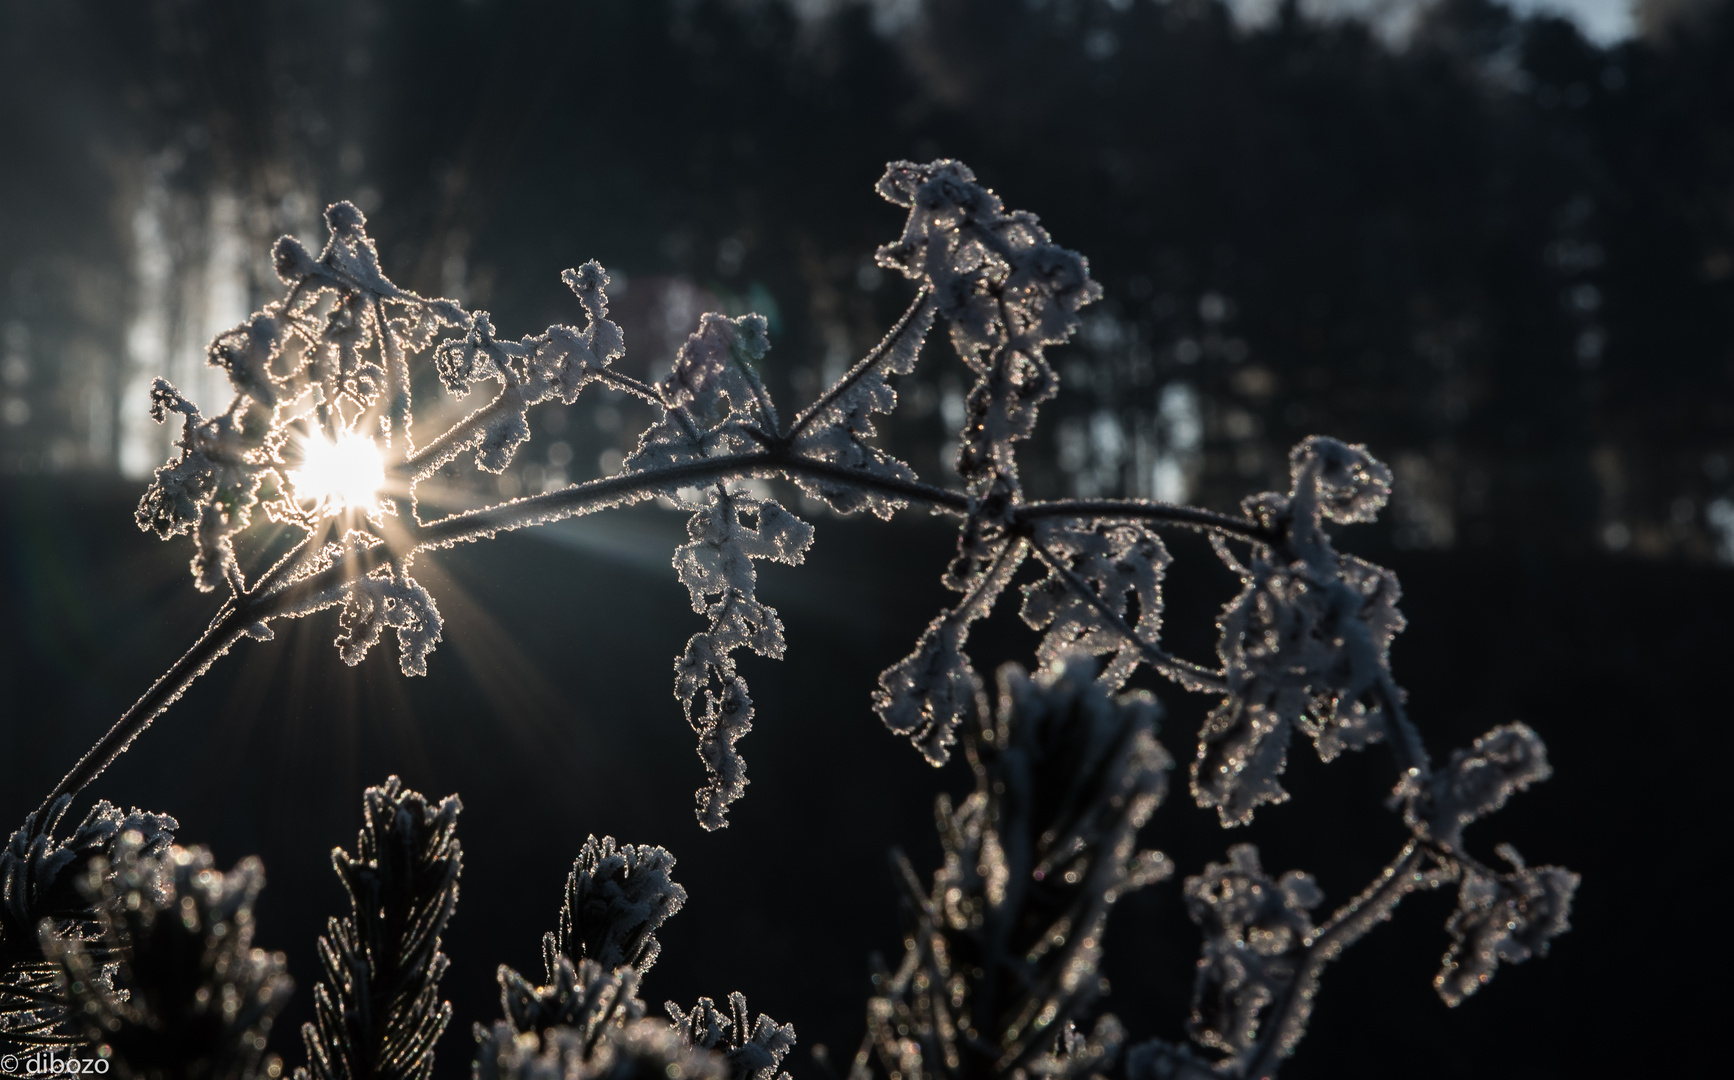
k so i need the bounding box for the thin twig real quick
[1016,499,1280,546]
[788,288,933,439]
[28,606,249,838]
[1027,536,1228,695]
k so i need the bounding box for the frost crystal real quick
[788,297,936,518]
[334,567,445,676]
[625,314,773,482]
[873,160,1101,498]
[1408,723,1553,850]
[874,540,1024,764]
[669,485,812,828]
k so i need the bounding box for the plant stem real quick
[27,606,249,839]
[31,446,1292,831]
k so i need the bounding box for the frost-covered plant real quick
[4,160,1576,1077]
[47,836,294,1080]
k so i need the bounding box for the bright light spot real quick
[291,430,385,514]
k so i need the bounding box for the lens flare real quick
[290,430,386,513]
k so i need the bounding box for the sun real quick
[289,429,386,514]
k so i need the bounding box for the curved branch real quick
[37,445,1323,828]
[1015,499,1280,546]
[788,288,933,439]
[396,390,518,482]
[27,606,250,838]
[1237,841,1444,1080]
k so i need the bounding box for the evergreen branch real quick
[297,778,463,1080]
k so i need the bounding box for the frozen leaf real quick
[873,160,1100,497]
[665,485,810,829]
[207,312,284,408]
[530,262,627,405]
[1289,436,1394,526]
[1435,847,1578,1006]
[875,540,1025,765]
[433,311,521,396]
[673,490,812,615]
[1183,845,1322,1067]
[623,315,775,487]
[789,297,936,518]
[135,379,267,592]
[1194,440,1410,825]
[659,313,768,420]
[1021,519,1170,691]
[334,569,444,676]
[1409,724,1553,850]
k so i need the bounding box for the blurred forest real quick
[2,0,1733,557]
[0,1,1729,1078]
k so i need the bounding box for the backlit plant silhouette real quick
[0,161,1575,1079]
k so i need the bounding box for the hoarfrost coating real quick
[4,161,1575,1079]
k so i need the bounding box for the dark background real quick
[2,1,1730,1077]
